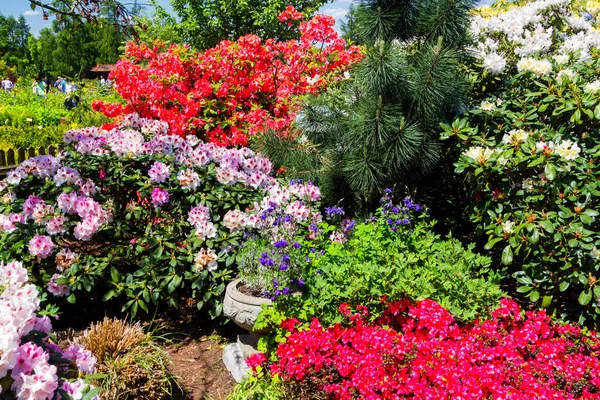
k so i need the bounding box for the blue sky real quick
[1,0,353,36]
[2,0,493,37]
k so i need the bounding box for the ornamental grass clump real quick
[75,318,174,400]
[443,0,600,324]
[257,299,600,399]
[0,114,321,317]
[0,260,99,400]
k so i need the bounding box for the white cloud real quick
[23,10,41,16]
[323,7,348,21]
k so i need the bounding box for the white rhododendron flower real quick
[464,146,494,165]
[502,220,515,235]
[584,80,600,93]
[555,139,581,160]
[502,129,529,145]
[483,52,507,75]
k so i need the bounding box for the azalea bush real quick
[442,0,600,324]
[0,260,99,400]
[258,298,600,399]
[0,114,321,317]
[92,7,362,147]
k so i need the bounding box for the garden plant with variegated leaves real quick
[442,0,600,323]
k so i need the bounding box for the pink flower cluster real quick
[0,260,98,400]
[271,298,600,399]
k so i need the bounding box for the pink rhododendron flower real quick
[28,235,55,259]
[148,161,171,183]
[47,274,70,297]
[151,187,170,207]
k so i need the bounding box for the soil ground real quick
[153,309,245,400]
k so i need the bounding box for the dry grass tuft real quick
[75,317,175,400]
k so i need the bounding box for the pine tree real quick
[294,0,475,210]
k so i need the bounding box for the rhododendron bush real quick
[261,299,600,399]
[441,0,600,324]
[92,7,362,147]
[0,260,99,400]
[0,114,323,317]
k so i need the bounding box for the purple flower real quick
[282,254,291,263]
[292,242,301,249]
[28,235,55,259]
[316,269,323,275]
[260,252,275,267]
[279,264,288,271]
[274,240,288,249]
[273,278,279,287]
[283,287,291,295]
[325,206,344,217]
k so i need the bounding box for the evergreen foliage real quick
[274,0,475,211]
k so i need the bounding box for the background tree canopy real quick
[170,0,331,49]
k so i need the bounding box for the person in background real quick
[43,77,50,94]
[100,76,106,86]
[54,77,62,91]
[60,78,67,94]
[32,77,45,99]
[1,77,13,92]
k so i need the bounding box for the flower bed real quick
[259,299,600,399]
[0,114,322,317]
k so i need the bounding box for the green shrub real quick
[256,194,504,330]
[0,125,65,149]
[442,0,600,324]
[305,220,504,325]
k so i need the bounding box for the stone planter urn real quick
[223,278,272,332]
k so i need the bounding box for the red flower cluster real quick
[92,8,362,147]
[271,298,600,399]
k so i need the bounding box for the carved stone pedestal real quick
[222,279,272,382]
[223,278,272,332]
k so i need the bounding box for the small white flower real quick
[502,220,515,235]
[584,80,600,94]
[481,100,497,112]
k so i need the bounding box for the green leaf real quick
[538,219,554,233]
[67,293,76,304]
[541,295,553,308]
[544,164,556,181]
[82,387,101,400]
[102,290,116,301]
[484,237,503,250]
[515,275,532,285]
[579,289,593,306]
[594,104,600,120]
[501,245,513,265]
[559,281,570,292]
[110,267,120,283]
[516,285,532,293]
[84,373,108,381]
[529,290,540,302]
[529,228,539,244]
